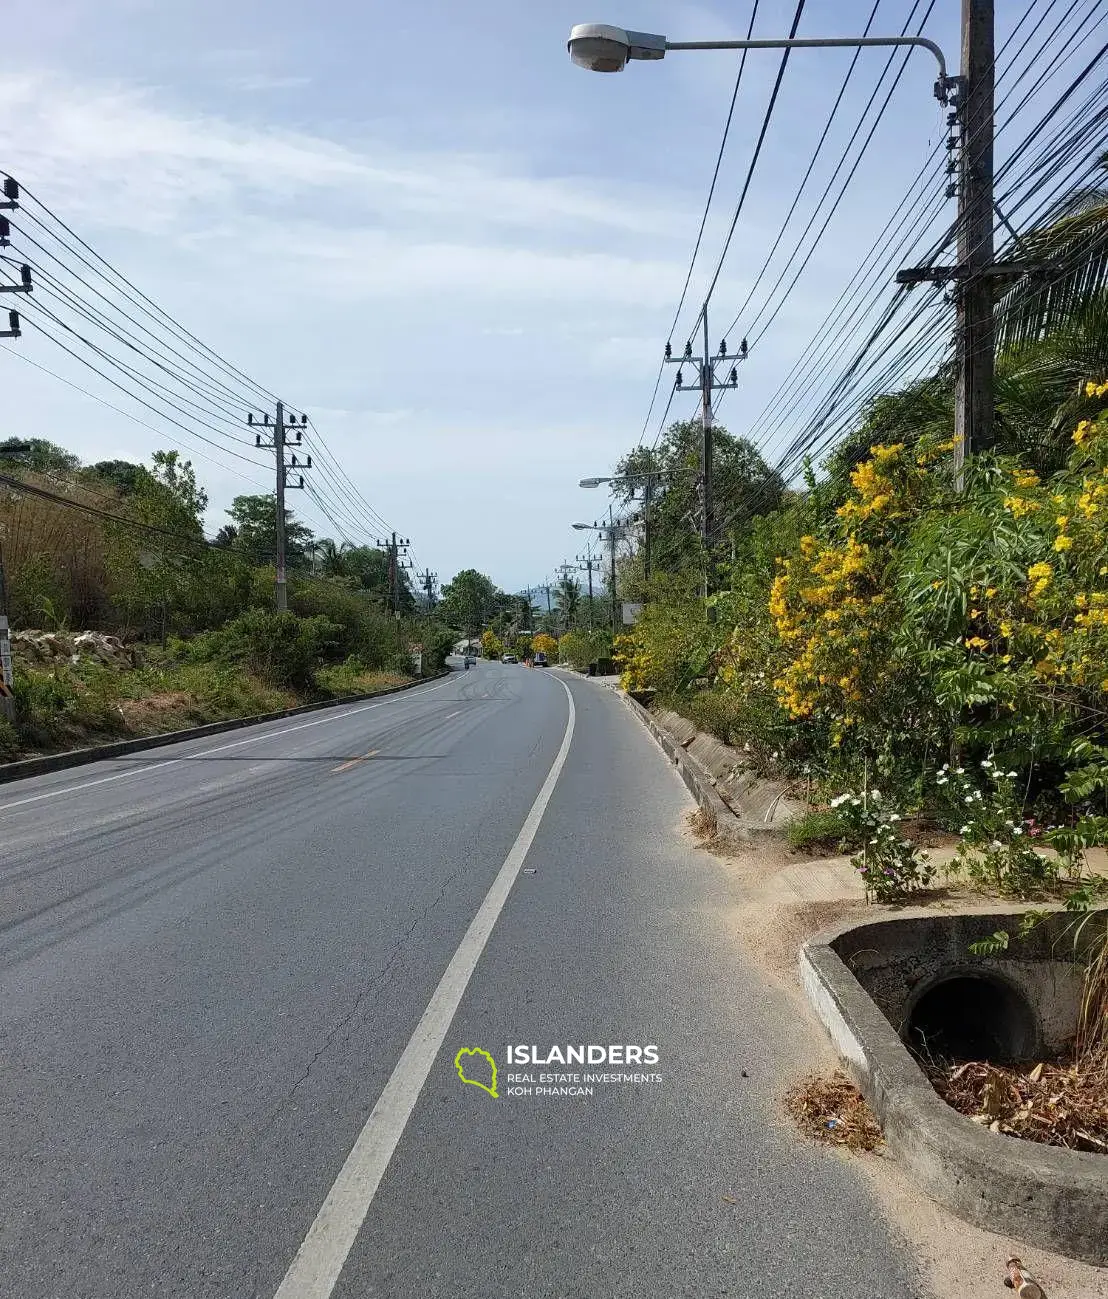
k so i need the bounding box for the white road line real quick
[272,677,576,1299]
[0,677,456,813]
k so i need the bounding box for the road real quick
[0,660,922,1298]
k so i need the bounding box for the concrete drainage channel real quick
[801,908,1108,1263]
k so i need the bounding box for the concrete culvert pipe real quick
[906,972,1039,1063]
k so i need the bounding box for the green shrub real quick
[0,716,19,761]
[187,608,342,690]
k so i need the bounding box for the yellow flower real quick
[965,636,989,650]
[1011,469,1040,488]
[1028,562,1053,582]
[1054,534,1074,552]
[985,587,997,598]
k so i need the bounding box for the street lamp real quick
[567,23,953,100]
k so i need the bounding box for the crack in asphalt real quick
[274,853,476,1115]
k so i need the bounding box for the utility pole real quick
[248,404,311,610]
[556,562,578,633]
[376,531,412,654]
[607,504,618,635]
[576,548,597,630]
[663,314,744,595]
[418,569,437,611]
[953,0,995,480]
[0,532,14,721]
[897,3,1030,487]
[0,440,33,722]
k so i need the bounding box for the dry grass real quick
[926,1048,1108,1154]
[687,805,717,842]
[784,1070,884,1152]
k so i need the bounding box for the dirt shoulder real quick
[690,820,1108,1299]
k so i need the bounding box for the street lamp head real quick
[567,23,666,72]
[579,477,606,488]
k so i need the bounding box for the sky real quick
[0,0,1080,593]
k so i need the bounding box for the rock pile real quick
[12,630,135,668]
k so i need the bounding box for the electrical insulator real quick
[247,412,254,425]
[255,434,262,447]
[0,216,8,245]
[8,310,18,332]
[263,413,270,425]
[683,342,692,359]
[19,264,31,290]
[664,341,672,359]
[729,367,738,386]
[2,178,18,201]
[676,371,683,388]
[719,339,726,357]
[740,338,748,358]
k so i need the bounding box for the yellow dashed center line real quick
[332,749,379,774]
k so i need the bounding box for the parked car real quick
[463,655,475,668]
[502,653,519,664]
[534,652,548,667]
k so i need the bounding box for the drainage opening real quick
[906,973,1038,1063]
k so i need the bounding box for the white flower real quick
[973,791,983,801]
[1012,828,1023,837]
[1007,771,1018,778]
[851,797,862,806]
[830,794,851,808]
[965,796,974,804]
[889,813,902,822]
[870,789,882,802]
[940,763,950,772]
[990,839,1003,850]
[960,825,972,834]
[869,838,878,846]
[981,759,992,768]
[937,777,948,786]
[955,767,965,775]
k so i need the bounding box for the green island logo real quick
[454,1046,498,1098]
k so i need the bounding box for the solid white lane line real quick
[272,677,576,1299]
[0,677,456,813]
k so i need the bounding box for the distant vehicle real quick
[502,653,519,664]
[534,652,548,667]
[464,655,475,669]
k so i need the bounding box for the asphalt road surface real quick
[0,660,923,1298]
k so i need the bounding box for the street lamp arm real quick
[568,24,955,98]
[664,35,948,86]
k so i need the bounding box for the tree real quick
[226,495,315,568]
[0,437,80,474]
[613,419,782,578]
[554,577,581,630]
[85,460,146,495]
[440,569,500,635]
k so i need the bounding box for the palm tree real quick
[317,538,351,578]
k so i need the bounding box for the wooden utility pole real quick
[953,0,995,483]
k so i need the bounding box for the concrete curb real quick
[0,670,451,786]
[618,688,748,845]
[555,667,798,841]
[800,917,1108,1265]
